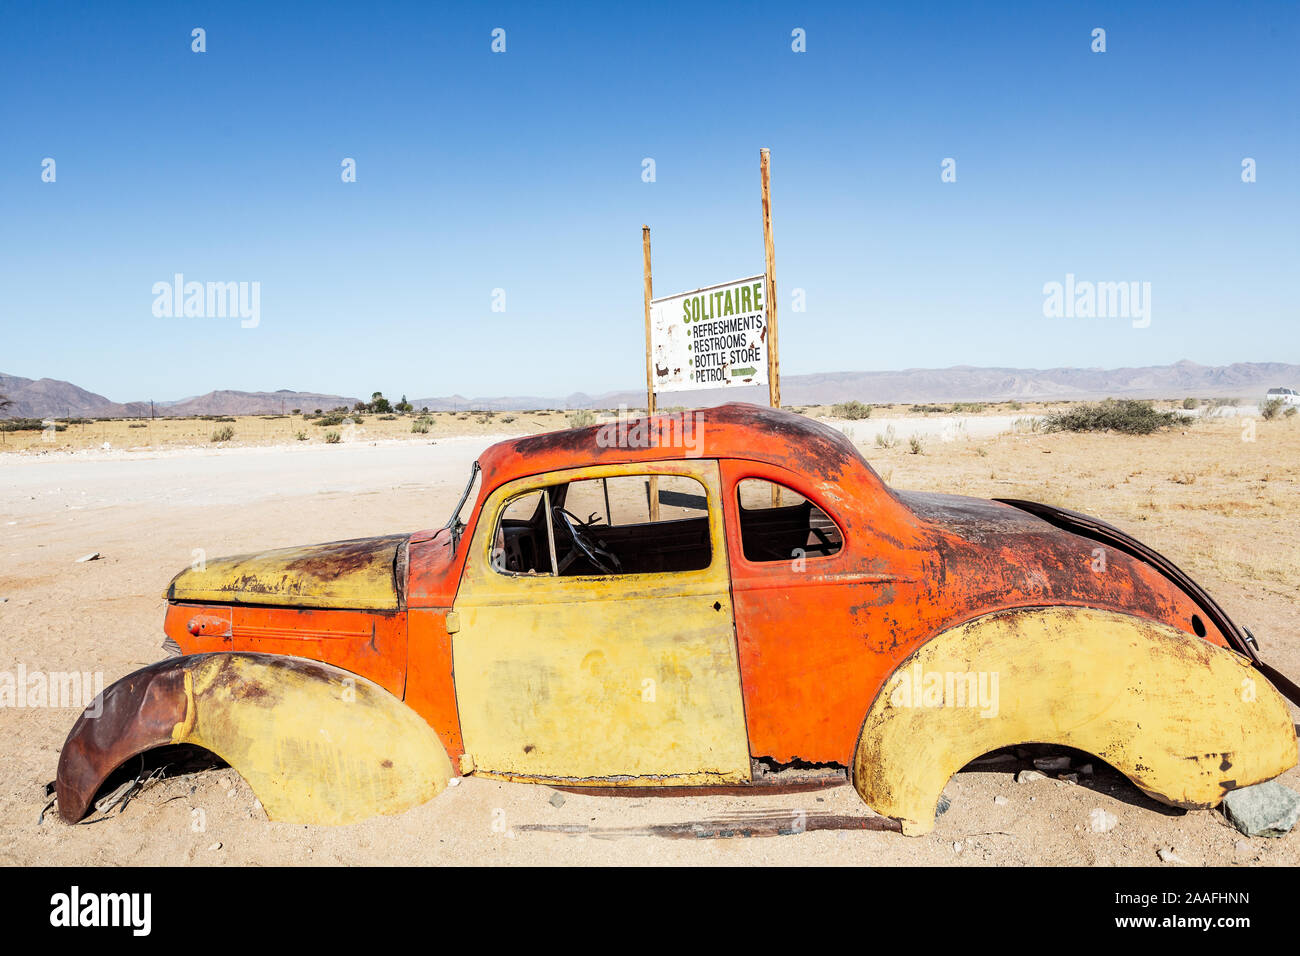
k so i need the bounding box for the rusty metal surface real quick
[994,496,1259,662]
[166,534,409,610]
[57,653,451,825]
[56,658,192,823]
[58,654,350,822]
[479,402,875,491]
[518,810,901,839]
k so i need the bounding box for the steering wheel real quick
[551,508,623,574]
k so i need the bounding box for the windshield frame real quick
[444,461,482,554]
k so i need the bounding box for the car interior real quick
[735,491,843,562]
[493,474,842,577]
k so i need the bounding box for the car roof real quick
[476,402,878,491]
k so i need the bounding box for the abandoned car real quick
[57,404,1299,835]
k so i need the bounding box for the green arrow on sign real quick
[730,367,757,377]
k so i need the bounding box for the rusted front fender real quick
[57,653,452,825]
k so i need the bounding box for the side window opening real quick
[493,489,554,575]
[736,478,843,563]
[494,474,712,577]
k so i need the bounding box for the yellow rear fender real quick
[852,607,1298,835]
[57,653,452,825]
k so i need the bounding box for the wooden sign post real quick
[760,148,781,506]
[642,224,656,420]
[642,224,659,521]
[640,149,782,511]
[760,148,780,412]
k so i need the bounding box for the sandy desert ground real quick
[2,409,1297,866]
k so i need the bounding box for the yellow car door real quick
[450,459,751,785]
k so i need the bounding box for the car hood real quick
[166,534,409,611]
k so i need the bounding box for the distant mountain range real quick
[412,360,1300,411]
[0,374,359,419]
[2,361,1297,419]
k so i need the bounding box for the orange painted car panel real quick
[165,602,407,699]
[717,457,1231,765]
[405,608,465,762]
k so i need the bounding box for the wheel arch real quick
[57,652,452,825]
[850,606,1297,835]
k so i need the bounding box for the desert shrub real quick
[324,431,341,444]
[1005,401,1023,411]
[411,420,430,434]
[378,414,398,420]
[4,419,67,432]
[501,415,516,424]
[831,400,873,420]
[874,425,897,449]
[950,402,986,414]
[128,423,147,428]
[1182,397,1199,409]
[1261,397,1285,420]
[1043,399,1185,435]
[211,426,235,442]
[1285,406,1298,419]
[295,430,308,441]
[913,404,948,414]
[314,414,362,427]
[568,409,596,428]
[908,436,924,455]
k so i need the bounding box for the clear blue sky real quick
[1,0,1296,402]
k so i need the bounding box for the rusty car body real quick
[57,404,1299,834]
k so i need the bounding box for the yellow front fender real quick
[58,653,452,825]
[852,607,1297,835]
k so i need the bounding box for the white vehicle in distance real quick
[1265,387,1300,406]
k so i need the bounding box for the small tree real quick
[395,394,413,413]
[369,391,392,414]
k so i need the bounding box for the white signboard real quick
[649,275,768,393]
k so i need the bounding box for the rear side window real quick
[736,478,842,563]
